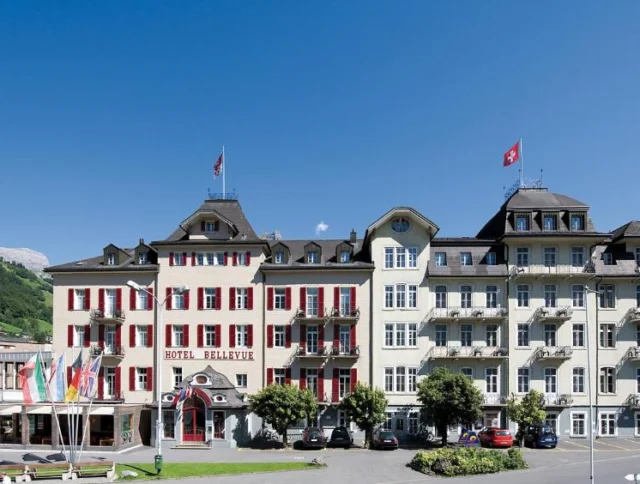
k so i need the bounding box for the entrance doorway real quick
[182,397,206,442]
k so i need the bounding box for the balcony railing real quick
[94,390,125,402]
[90,308,126,324]
[534,346,573,361]
[330,345,360,358]
[90,345,125,359]
[626,346,640,361]
[626,393,640,408]
[544,394,574,407]
[424,306,508,323]
[483,394,508,406]
[533,306,573,323]
[295,345,328,358]
[624,307,640,324]
[330,391,351,403]
[514,262,595,277]
[328,307,360,322]
[427,345,508,360]
[293,309,328,323]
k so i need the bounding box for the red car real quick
[478,427,513,448]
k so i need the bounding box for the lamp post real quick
[127,280,189,474]
[585,285,602,484]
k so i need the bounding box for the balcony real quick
[94,391,125,403]
[533,306,573,323]
[534,346,573,361]
[295,345,328,359]
[424,307,508,324]
[513,262,595,279]
[330,345,360,359]
[90,345,125,360]
[330,391,351,403]
[90,308,125,324]
[483,394,508,406]
[626,346,640,362]
[544,394,574,407]
[293,309,328,324]
[624,307,640,324]
[328,307,360,324]
[626,394,640,409]
[426,345,508,361]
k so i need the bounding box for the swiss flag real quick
[503,141,520,167]
[213,153,223,178]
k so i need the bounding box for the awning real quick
[27,407,51,415]
[90,407,114,416]
[57,407,85,415]
[0,405,22,415]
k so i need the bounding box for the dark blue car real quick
[524,424,558,449]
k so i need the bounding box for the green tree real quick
[417,367,483,447]
[249,384,317,446]
[505,390,546,446]
[339,383,388,448]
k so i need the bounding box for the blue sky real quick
[1,1,639,265]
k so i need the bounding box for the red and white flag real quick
[213,153,223,178]
[503,141,520,167]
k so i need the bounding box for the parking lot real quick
[546,437,640,452]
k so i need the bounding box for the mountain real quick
[0,248,50,275]
[0,258,52,342]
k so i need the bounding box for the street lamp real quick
[127,280,189,473]
[585,285,602,484]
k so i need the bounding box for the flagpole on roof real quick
[222,145,226,198]
[519,138,524,188]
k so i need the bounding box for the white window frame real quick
[273,325,285,348]
[236,288,248,310]
[435,252,447,266]
[571,247,585,267]
[516,323,529,347]
[599,367,616,395]
[485,368,499,394]
[275,251,285,264]
[485,285,498,308]
[486,252,497,265]
[136,325,148,347]
[172,325,184,347]
[543,247,557,267]
[572,284,585,308]
[460,252,472,266]
[517,284,530,308]
[383,366,417,393]
[573,367,585,394]
[307,251,319,264]
[173,253,185,266]
[339,250,350,263]
[136,368,147,391]
[543,214,558,231]
[236,374,247,388]
[236,325,248,348]
[383,323,418,348]
[544,284,557,308]
[172,291,184,310]
[73,326,85,347]
[237,252,247,266]
[173,367,182,388]
[435,285,447,309]
[273,369,286,386]
[383,247,418,269]
[460,285,472,309]
[73,289,85,311]
[107,253,116,265]
[598,411,617,437]
[204,288,217,310]
[204,325,217,347]
[516,247,529,267]
[544,323,557,347]
[273,288,286,310]
[485,324,498,347]
[599,284,616,309]
[544,367,557,394]
[460,323,472,347]
[461,367,474,379]
[517,367,529,394]
[136,289,148,310]
[138,252,148,265]
[435,324,448,347]
[599,323,616,349]
[571,214,585,231]
[204,221,218,232]
[572,323,585,348]
[570,412,587,437]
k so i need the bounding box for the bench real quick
[0,464,30,483]
[29,462,73,481]
[75,461,115,480]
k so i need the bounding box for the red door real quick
[182,397,206,442]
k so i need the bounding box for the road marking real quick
[596,440,630,450]
[561,440,591,450]
[624,438,640,446]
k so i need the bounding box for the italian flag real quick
[18,354,47,403]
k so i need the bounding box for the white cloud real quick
[315,221,329,235]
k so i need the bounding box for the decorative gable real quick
[134,239,157,265]
[102,244,128,266]
[335,242,353,263]
[304,242,322,264]
[271,242,291,264]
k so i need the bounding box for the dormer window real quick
[434,252,447,266]
[571,214,585,231]
[603,252,614,265]
[543,214,558,231]
[460,252,472,266]
[515,214,530,232]
[485,252,497,265]
[307,251,319,264]
[339,250,351,263]
[391,217,411,233]
[274,251,285,264]
[138,252,148,265]
[204,221,219,233]
[107,253,116,266]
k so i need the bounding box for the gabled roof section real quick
[611,221,640,241]
[45,248,159,273]
[428,243,508,278]
[261,239,374,271]
[364,207,439,241]
[505,189,589,211]
[304,241,322,250]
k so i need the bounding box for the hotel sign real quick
[164,349,255,361]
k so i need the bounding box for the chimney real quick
[349,229,357,244]
[139,238,145,245]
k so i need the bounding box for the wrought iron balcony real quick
[90,345,125,359]
[512,263,595,277]
[626,346,640,361]
[329,391,351,403]
[94,391,125,402]
[330,345,360,358]
[624,307,640,324]
[295,345,328,358]
[626,393,640,408]
[293,308,328,324]
[534,346,573,361]
[90,308,125,324]
[427,345,508,360]
[544,394,574,407]
[328,307,360,323]
[424,306,507,323]
[483,394,508,406]
[533,306,573,323]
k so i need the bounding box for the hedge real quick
[409,447,528,477]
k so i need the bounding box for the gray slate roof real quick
[45,249,158,273]
[428,243,508,277]
[506,189,589,210]
[176,365,248,409]
[593,245,640,277]
[611,221,640,241]
[261,239,374,271]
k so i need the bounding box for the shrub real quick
[409,447,528,477]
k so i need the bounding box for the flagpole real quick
[39,350,67,456]
[222,145,226,197]
[76,395,94,464]
[519,138,524,188]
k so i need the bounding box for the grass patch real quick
[116,462,315,480]
[409,447,528,477]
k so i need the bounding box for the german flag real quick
[64,351,83,402]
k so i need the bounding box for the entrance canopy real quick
[0,405,21,415]
[164,366,249,410]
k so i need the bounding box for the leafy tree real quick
[339,383,388,448]
[505,390,546,446]
[249,384,317,446]
[417,367,483,446]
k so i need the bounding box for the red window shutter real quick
[183,325,190,347]
[67,325,73,347]
[334,287,340,311]
[318,369,324,400]
[285,326,291,348]
[130,288,136,310]
[267,288,274,311]
[115,367,121,397]
[184,290,190,310]
[350,287,356,313]
[84,288,91,310]
[169,252,174,266]
[224,252,228,266]
[229,288,236,310]
[115,325,122,348]
[200,221,205,231]
[285,287,291,310]
[229,325,236,348]
[182,252,188,266]
[332,368,339,401]
[318,325,324,346]
[98,288,105,312]
[350,368,357,392]
[300,326,307,345]
[197,324,204,347]
[147,325,153,348]
[318,287,324,316]
[248,288,254,310]
[68,289,74,311]
[84,325,91,347]
[215,288,221,310]
[350,325,356,347]
[147,367,153,391]
[232,252,237,266]
[267,368,273,385]
[267,325,273,348]
[285,368,291,386]
[166,325,172,347]
[248,324,254,347]
[116,288,122,311]
[300,288,306,313]
[147,288,153,310]
[166,288,172,310]
[333,324,339,348]
[129,325,136,348]
[191,252,196,266]
[197,288,204,310]
[215,324,222,347]
[98,325,105,349]
[299,368,306,390]
[129,367,135,391]
[98,368,104,400]
[245,251,251,266]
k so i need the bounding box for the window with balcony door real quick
[599,324,615,348]
[573,368,585,393]
[544,324,557,346]
[339,287,351,316]
[571,247,585,268]
[235,325,248,348]
[408,285,418,308]
[74,326,85,347]
[73,289,85,310]
[600,284,616,308]
[543,247,557,267]
[460,324,472,347]
[543,214,557,231]
[571,214,585,231]
[516,248,529,267]
[572,285,585,308]
[274,326,285,347]
[172,326,184,347]
[486,252,497,265]
[572,323,585,348]
[396,248,406,268]
[235,288,248,310]
[486,285,498,308]
[338,326,351,353]
[517,285,530,307]
[544,284,557,308]
[460,252,472,266]
[339,369,351,398]
[485,368,498,393]
[104,367,116,398]
[435,252,447,266]
[306,288,318,316]
[517,368,529,393]
[384,286,393,308]
[204,325,216,347]
[172,291,184,310]
[105,289,117,316]
[306,369,318,396]
[136,290,148,310]
[395,366,406,392]
[136,326,148,347]
[599,367,616,394]
[515,215,530,232]
[485,324,498,347]
[306,326,318,354]
[460,285,472,309]
[517,324,529,347]
[173,367,183,387]
[544,368,557,394]
[435,286,447,309]
[435,324,447,347]
[395,284,406,308]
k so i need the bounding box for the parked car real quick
[478,427,513,448]
[302,427,326,449]
[372,430,398,450]
[328,426,353,449]
[523,424,558,449]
